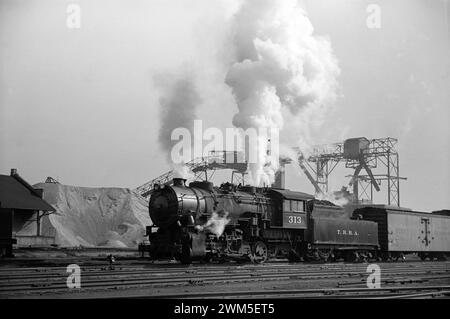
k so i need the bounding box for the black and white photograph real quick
[0,0,449,308]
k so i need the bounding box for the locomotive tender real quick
[146,178,380,263]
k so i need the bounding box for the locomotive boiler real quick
[145,178,379,264]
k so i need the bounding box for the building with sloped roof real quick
[0,169,55,257]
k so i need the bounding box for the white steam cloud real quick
[195,211,230,238]
[225,0,340,186]
[316,191,350,207]
[172,163,195,181]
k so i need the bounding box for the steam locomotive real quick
[146,178,369,263]
[144,178,450,264]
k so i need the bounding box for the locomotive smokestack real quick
[173,178,187,187]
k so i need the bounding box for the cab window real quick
[291,200,304,212]
[283,200,291,212]
[291,200,298,212]
[283,200,305,212]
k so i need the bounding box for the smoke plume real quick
[195,210,230,238]
[155,72,201,180]
[155,72,202,162]
[172,163,195,181]
[225,0,340,186]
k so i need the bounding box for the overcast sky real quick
[1,0,449,211]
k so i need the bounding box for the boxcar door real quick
[420,217,431,249]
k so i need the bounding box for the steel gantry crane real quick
[297,137,406,206]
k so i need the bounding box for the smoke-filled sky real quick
[0,0,449,211]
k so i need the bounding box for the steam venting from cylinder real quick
[195,211,230,238]
[225,0,340,186]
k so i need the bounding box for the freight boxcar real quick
[354,205,450,260]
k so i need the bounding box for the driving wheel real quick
[251,241,268,264]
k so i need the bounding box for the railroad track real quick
[0,261,449,298]
[0,260,447,276]
[121,285,450,299]
[1,263,448,286]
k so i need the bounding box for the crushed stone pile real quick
[34,183,152,248]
